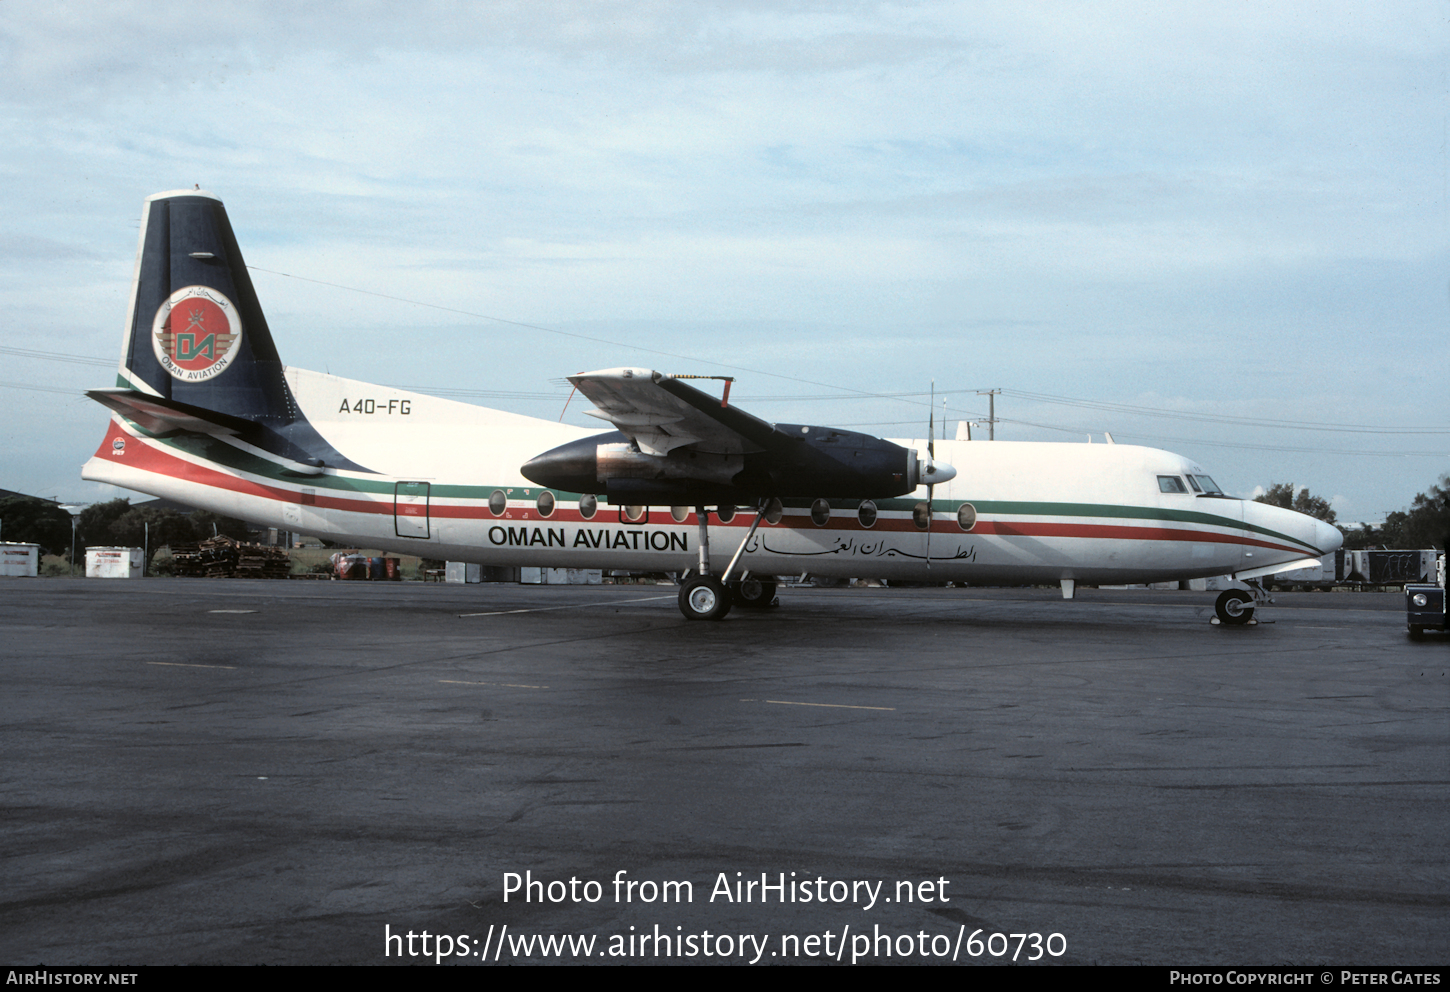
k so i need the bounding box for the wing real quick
[527,369,935,502]
[569,368,773,457]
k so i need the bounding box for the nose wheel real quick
[1213,587,1268,625]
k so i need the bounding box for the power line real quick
[1004,389,1448,435]
[246,265,951,412]
[0,346,113,368]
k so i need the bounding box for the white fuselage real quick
[84,366,1340,585]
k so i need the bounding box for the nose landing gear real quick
[1213,580,1271,626]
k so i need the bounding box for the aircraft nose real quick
[1243,500,1341,561]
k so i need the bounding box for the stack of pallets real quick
[169,536,291,579]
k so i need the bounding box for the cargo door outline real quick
[395,481,431,538]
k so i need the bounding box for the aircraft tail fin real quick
[118,190,289,416]
[104,190,361,470]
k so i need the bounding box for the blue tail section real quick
[100,190,365,472]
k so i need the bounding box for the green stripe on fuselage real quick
[137,427,1313,551]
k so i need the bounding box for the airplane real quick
[82,189,1344,623]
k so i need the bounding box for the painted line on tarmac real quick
[439,680,548,689]
[148,661,237,670]
[744,699,896,711]
[459,594,674,617]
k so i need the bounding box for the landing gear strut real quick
[677,501,772,621]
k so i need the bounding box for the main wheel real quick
[1408,625,1425,640]
[679,575,732,621]
[1215,589,1255,625]
[732,577,777,609]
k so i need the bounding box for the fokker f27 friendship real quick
[83,190,1342,621]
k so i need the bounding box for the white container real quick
[86,547,144,578]
[522,567,604,584]
[446,561,482,583]
[0,543,40,577]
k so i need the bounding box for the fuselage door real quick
[395,481,431,538]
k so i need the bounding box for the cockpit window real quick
[1192,475,1223,494]
[1184,475,1202,493]
[1157,475,1188,494]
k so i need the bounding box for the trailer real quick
[1267,549,1440,590]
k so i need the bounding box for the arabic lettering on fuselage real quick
[757,534,977,562]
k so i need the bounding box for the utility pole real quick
[976,389,1000,440]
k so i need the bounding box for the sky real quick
[1,1,1446,524]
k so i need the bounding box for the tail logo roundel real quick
[151,285,243,382]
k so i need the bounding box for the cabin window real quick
[670,506,690,523]
[912,501,931,530]
[810,499,831,526]
[622,505,647,523]
[716,504,736,523]
[536,491,555,517]
[858,500,877,528]
[764,498,784,525]
[957,503,977,531]
[578,494,597,519]
[1157,476,1188,494]
[489,490,507,516]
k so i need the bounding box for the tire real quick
[1408,625,1425,641]
[679,575,732,621]
[1215,589,1255,625]
[732,577,777,609]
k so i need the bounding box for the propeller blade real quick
[926,380,934,568]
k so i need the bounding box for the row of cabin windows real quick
[1157,474,1223,495]
[489,490,979,532]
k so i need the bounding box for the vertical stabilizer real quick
[120,190,287,417]
[104,190,362,470]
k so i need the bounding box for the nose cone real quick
[1243,500,1343,559]
[521,436,598,492]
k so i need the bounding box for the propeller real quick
[926,383,937,566]
[921,385,956,568]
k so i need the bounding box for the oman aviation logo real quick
[151,285,243,382]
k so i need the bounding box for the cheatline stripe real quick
[98,420,1319,556]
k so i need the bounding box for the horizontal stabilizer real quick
[87,388,258,438]
[87,388,329,475]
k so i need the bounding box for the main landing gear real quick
[677,501,776,621]
[680,573,732,621]
[1213,580,1271,626]
[732,575,777,609]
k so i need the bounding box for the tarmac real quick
[1,578,1445,966]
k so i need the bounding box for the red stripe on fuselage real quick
[98,422,1307,556]
[95,421,382,515]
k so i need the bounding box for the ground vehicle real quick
[1404,553,1447,639]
